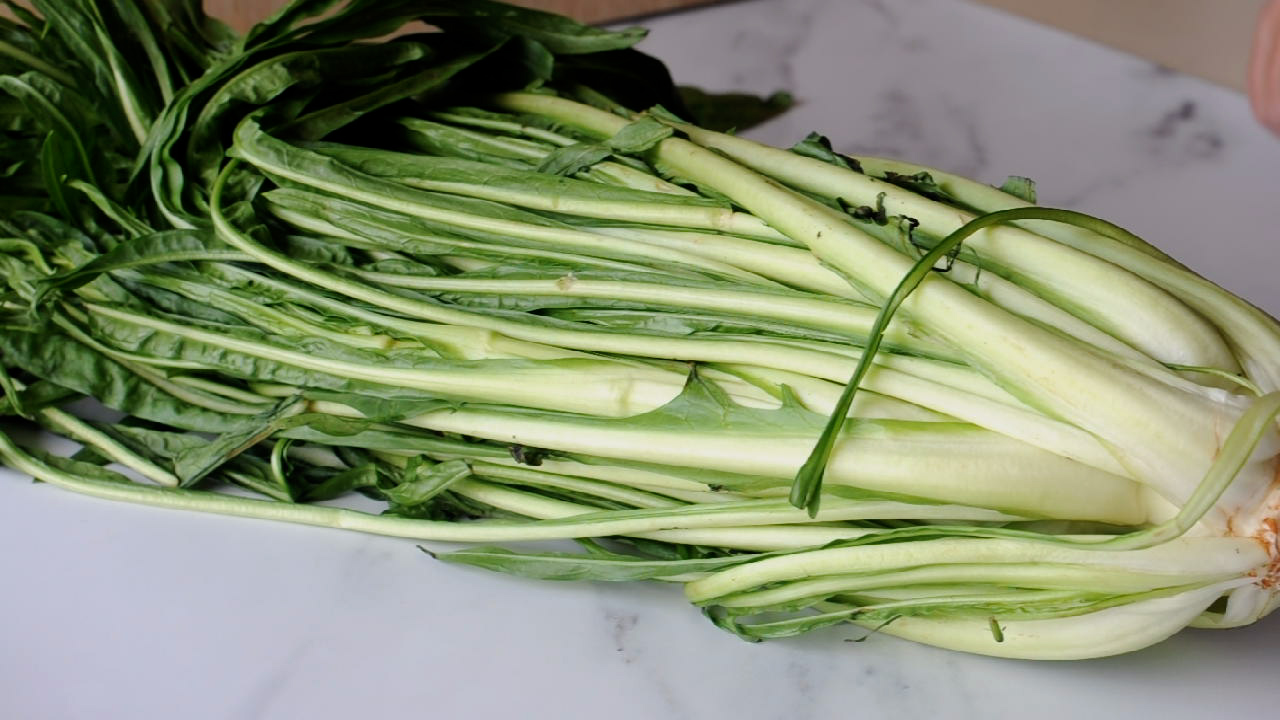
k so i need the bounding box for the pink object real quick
[1252,0,1280,136]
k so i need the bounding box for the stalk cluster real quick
[2,0,1278,658]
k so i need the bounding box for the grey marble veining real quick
[3,1,1280,718]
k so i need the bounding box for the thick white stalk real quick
[637,527,875,551]
[390,405,1147,524]
[389,171,782,241]
[683,536,1265,603]
[868,583,1238,659]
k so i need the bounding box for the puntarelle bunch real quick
[2,0,1278,660]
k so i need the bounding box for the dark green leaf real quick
[19,441,137,485]
[386,457,469,509]
[173,395,306,485]
[607,116,673,154]
[0,324,261,432]
[998,175,1037,204]
[0,378,77,417]
[790,132,862,173]
[286,43,498,141]
[537,142,611,176]
[677,88,792,134]
[433,544,760,582]
[881,170,955,204]
[36,229,240,299]
[417,0,646,55]
[300,461,379,501]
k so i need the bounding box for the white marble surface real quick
[4,0,1280,718]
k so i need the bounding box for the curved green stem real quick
[794,208,1088,514]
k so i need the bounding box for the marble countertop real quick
[4,0,1280,718]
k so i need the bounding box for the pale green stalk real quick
[36,406,179,486]
[468,462,685,509]
[391,404,1147,524]
[865,583,1237,659]
[595,226,854,295]
[340,156,783,240]
[710,364,949,422]
[0,39,76,86]
[426,110,580,145]
[265,197,667,277]
[713,563,1242,609]
[0,430,872,551]
[453,478,1022,528]
[345,272,919,346]
[92,26,150,146]
[118,270,398,351]
[84,302,688,417]
[169,376,276,405]
[683,535,1265,603]
[636,526,876,551]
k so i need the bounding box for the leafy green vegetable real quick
[3,0,1279,662]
